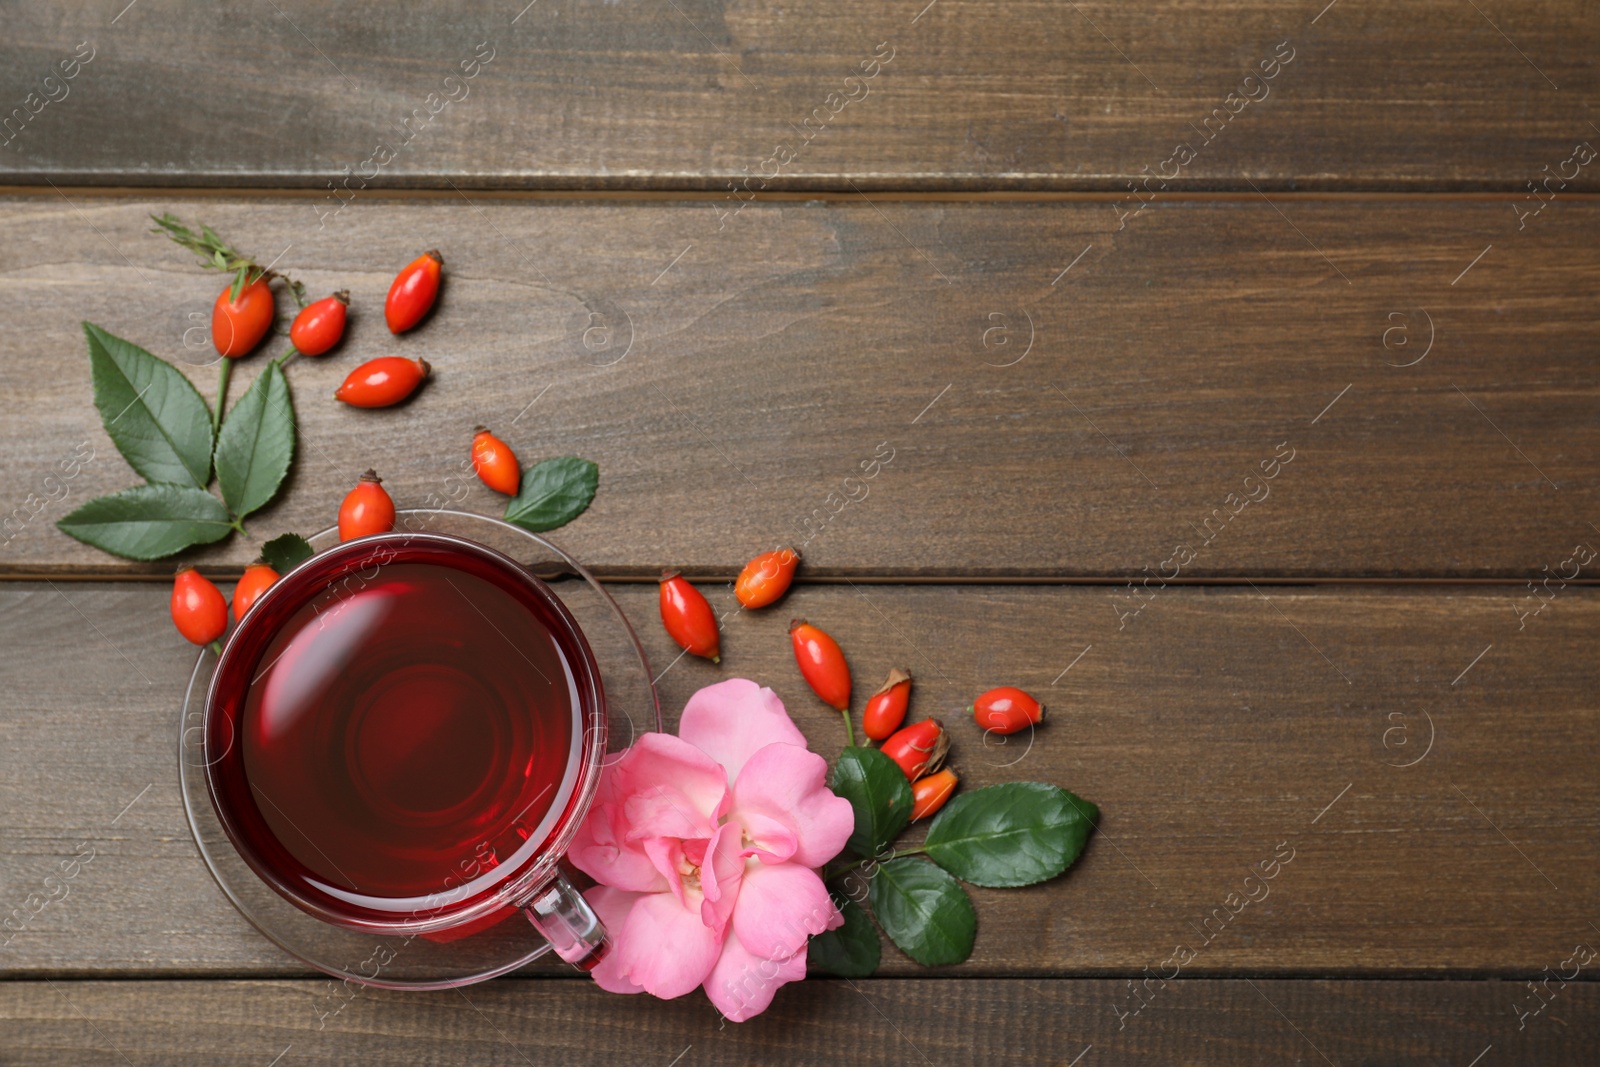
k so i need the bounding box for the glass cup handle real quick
[524,873,609,971]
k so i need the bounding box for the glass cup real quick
[198,521,636,976]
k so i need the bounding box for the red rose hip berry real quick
[289,291,349,356]
[212,276,275,358]
[334,356,430,408]
[660,571,721,662]
[171,565,228,645]
[231,562,280,621]
[338,469,396,541]
[880,718,950,781]
[385,250,442,334]
[789,619,851,711]
[862,668,912,741]
[971,686,1044,735]
[471,426,521,496]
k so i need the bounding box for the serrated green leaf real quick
[923,782,1098,888]
[259,532,313,572]
[215,362,294,519]
[56,484,232,560]
[828,746,914,859]
[503,456,598,532]
[808,889,880,977]
[868,858,975,967]
[84,322,214,488]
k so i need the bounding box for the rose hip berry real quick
[334,356,430,408]
[863,668,912,741]
[880,718,950,781]
[385,250,442,334]
[735,547,800,609]
[471,426,521,496]
[171,565,228,645]
[971,686,1044,735]
[212,276,275,358]
[231,562,280,621]
[910,768,959,821]
[789,619,851,711]
[660,571,721,662]
[289,291,349,357]
[338,469,396,541]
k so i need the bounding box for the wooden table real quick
[3,2,1598,1062]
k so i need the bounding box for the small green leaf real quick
[503,456,598,532]
[84,322,214,488]
[923,782,1098,888]
[260,533,314,572]
[828,746,914,859]
[868,858,975,967]
[807,889,880,977]
[215,362,295,519]
[56,484,232,560]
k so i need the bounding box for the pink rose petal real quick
[698,822,746,935]
[730,742,855,868]
[703,930,808,1023]
[731,860,839,962]
[678,679,808,783]
[614,890,724,999]
[584,886,645,995]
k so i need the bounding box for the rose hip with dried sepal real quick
[880,718,949,781]
[862,667,911,741]
[971,686,1044,736]
[338,469,396,541]
[171,565,228,645]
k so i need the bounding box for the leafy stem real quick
[212,357,231,437]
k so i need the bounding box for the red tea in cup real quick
[205,534,608,955]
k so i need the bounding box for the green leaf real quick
[214,362,295,519]
[84,322,214,488]
[828,746,914,859]
[923,782,1098,888]
[260,532,314,572]
[503,456,599,532]
[807,889,880,977]
[868,858,975,967]
[56,484,232,560]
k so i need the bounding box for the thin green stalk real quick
[273,345,299,370]
[825,846,926,881]
[208,639,223,657]
[841,708,856,748]
[212,357,232,437]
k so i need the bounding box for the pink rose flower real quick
[569,678,854,1021]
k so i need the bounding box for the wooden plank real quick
[3,977,1596,1065]
[1,2,1595,190]
[2,195,1597,578]
[2,582,1596,976]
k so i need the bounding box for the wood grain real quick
[2,195,1598,578]
[2,582,1595,977]
[1,2,1595,190]
[3,978,1596,1065]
